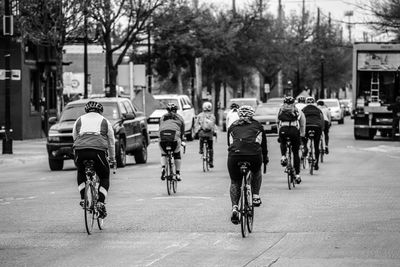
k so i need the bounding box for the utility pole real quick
[2,0,13,154]
[83,0,88,99]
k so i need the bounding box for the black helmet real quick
[284,96,295,104]
[297,96,306,103]
[230,103,239,109]
[306,97,315,104]
[84,101,103,114]
[166,103,178,112]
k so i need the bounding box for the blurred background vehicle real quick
[147,94,196,140]
[253,102,281,134]
[321,98,345,124]
[222,98,260,131]
[339,99,353,116]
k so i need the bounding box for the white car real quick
[320,98,345,124]
[147,94,196,140]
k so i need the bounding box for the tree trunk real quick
[214,80,221,125]
[176,67,183,95]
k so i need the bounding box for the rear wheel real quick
[246,188,254,233]
[49,158,64,171]
[165,160,172,195]
[240,184,248,238]
[84,183,95,235]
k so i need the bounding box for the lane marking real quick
[152,196,214,200]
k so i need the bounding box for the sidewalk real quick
[0,138,47,165]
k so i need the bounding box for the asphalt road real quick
[1,117,400,267]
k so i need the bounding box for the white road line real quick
[152,196,214,200]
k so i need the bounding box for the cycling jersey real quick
[73,112,116,159]
[302,104,325,130]
[227,118,268,158]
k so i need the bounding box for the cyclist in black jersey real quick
[227,105,269,224]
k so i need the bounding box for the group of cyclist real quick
[71,96,331,224]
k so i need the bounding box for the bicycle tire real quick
[246,181,254,233]
[320,141,324,163]
[240,182,248,238]
[84,182,95,235]
[287,147,292,190]
[166,158,172,195]
[172,179,177,193]
[309,142,314,175]
[287,166,292,190]
[96,181,104,230]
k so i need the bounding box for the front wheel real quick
[49,158,64,171]
[116,139,126,167]
[246,189,254,233]
[134,140,147,164]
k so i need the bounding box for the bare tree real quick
[90,0,167,97]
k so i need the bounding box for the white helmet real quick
[202,101,212,111]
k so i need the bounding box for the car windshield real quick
[60,103,119,122]
[229,99,257,108]
[324,100,339,108]
[255,104,280,115]
[156,98,179,109]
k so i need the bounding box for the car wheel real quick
[186,121,195,141]
[116,139,126,168]
[338,117,344,124]
[49,158,64,171]
[134,140,147,164]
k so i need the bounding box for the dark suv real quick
[46,97,149,171]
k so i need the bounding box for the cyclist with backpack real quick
[227,105,269,224]
[302,97,325,171]
[195,102,217,168]
[159,103,185,181]
[277,96,306,184]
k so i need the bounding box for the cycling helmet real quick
[202,101,212,111]
[238,105,255,118]
[297,96,306,103]
[306,96,315,104]
[230,103,239,109]
[317,100,325,106]
[283,96,295,104]
[84,101,103,114]
[166,103,178,112]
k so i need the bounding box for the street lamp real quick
[320,55,325,99]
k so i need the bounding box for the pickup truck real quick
[46,97,149,171]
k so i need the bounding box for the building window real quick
[30,70,40,113]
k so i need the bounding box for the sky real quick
[199,0,386,42]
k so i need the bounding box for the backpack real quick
[278,104,298,122]
[200,113,215,132]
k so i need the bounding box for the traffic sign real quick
[0,69,5,80]
[11,70,20,80]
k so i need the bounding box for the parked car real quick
[222,98,260,131]
[46,97,149,171]
[339,99,352,116]
[253,102,281,133]
[147,94,196,140]
[320,98,345,124]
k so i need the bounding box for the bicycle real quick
[201,137,211,172]
[319,132,325,163]
[306,130,316,175]
[162,142,186,195]
[284,137,296,190]
[238,161,254,238]
[82,160,104,235]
